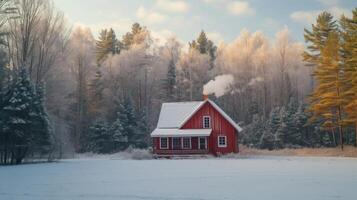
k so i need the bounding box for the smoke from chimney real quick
[203,74,234,98]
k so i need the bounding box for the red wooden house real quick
[151,97,242,156]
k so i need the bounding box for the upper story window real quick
[203,116,211,128]
[218,136,227,148]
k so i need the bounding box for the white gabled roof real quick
[151,129,212,137]
[157,101,205,128]
[155,99,242,133]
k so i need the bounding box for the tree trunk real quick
[331,128,336,147]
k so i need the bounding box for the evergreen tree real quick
[340,9,357,146]
[259,130,275,150]
[268,107,281,134]
[95,28,119,64]
[111,115,128,150]
[189,30,217,64]
[241,114,265,147]
[0,68,51,164]
[87,121,111,153]
[121,23,145,49]
[307,31,345,149]
[163,58,176,101]
[284,100,302,146]
[303,12,338,67]
[116,96,137,148]
[134,110,149,148]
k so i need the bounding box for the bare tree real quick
[7,0,69,83]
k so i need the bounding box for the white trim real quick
[181,137,192,149]
[172,137,181,149]
[217,135,227,148]
[151,128,212,137]
[159,137,168,149]
[198,137,207,150]
[202,116,211,128]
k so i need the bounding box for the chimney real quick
[203,94,209,100]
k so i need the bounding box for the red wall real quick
[181,102,238,154]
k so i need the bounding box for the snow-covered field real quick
[1,156,357,200]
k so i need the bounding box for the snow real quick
[151,128,212,137]
[157,101,204,128]
[1,156,357,200]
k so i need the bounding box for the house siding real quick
[181,102,238,155]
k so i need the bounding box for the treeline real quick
[242,9,357,150]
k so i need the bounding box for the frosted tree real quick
[0,68,51,164]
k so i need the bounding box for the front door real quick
[198,137,207,150]
[172,137,181,149]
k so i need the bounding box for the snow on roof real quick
[157,101,205,128]
[151,129,212,137]
[155,99,243,132]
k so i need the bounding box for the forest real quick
[0,0,356,164]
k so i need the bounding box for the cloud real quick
[136,6,167,24]
[83,19,133,37]
[155,0,189,13]
[151,29,177,46]
[227,1,255,16]
[316,0,339,6]
[206,31,225,45]
[290,10,320,24]
[290,6,351,25]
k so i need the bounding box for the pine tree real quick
[241,114,265,147]
[303,12,338,67]
[268,107,281,134]
[0,68,51,164]
[189,30,217,64]
[121,23,145,49]
[284,100,302,146]
[307,31,345,149]
[164,58,176,101]
[303,11,348,149]
[259,130,275,150]
[116,96,137,148]
[87,121,110,153]
[95,28,119,64]
[111,116,127,151]
[134,110,149,148]
[340,9,357,147]
[88,68,104,119]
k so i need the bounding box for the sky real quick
[53,0,356,45]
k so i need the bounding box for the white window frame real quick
[181,137,191,149]
[172,137,181,149]
[203,116,211,128]
[217,135,227,148]
[160,137,168,149]
[198,137,207,150]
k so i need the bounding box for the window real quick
[182,137,191,149]
[172,137,181,149]
[203,116,211,128]
[198,137,207,149]
[160,137,168,149]
[218,136,227,147]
